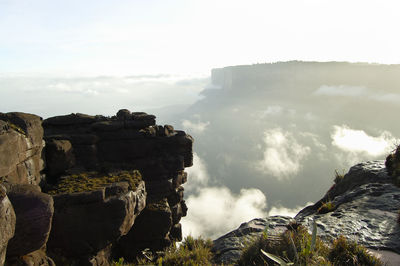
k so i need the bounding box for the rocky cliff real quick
[0,110,193,265]
[213,160,400,265]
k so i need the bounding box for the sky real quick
[1,0,400,76]
[2,0,400,240]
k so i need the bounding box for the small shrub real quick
[317,201,335,214]
[157,236,214,266]
[385,145,400,178]
[334,169,345,184]
[239,224,330,266]
[328,235,383,266]
[239,222,382,266]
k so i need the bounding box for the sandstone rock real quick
[212,160,400,265]
[47,181,146,260]
[116,198,172,260]
[170,223,182,242]
[43,110,193,258]
[116,109,131,120]
[0,185,16,266]
[5,249,55,266]
[296,161,400,254]
[0,112,44,185]
[212,216,292,264]
[45,139,75,178]
[0,112,43,146]
[43,113,97,126]
[6,184,54,258]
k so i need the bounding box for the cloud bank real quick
[256,128,311,179]
[331,125,399,165]
[182,153,267,239]
[182,187,267,239]
[182,120,210,135]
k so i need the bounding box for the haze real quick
[1,0,400,239]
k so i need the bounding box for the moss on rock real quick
[46,170,142,195]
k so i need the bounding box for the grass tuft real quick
[239,222,382,266]
[158,236,214,266]
[46,170,142,195]
[328,235,383,266]
[317,201,335,214]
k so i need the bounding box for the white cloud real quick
[331,125,399,166]
[268,202,314,218]
[256,128,311,179]
[182,120,210,135]
[182,153,268,239]
[261,105,283,117]
[314,85,367,97]
[182,187,267,239]
[314,85,400,104]
[331,125,398,157]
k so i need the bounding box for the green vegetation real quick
[46,170,142,195]
[317,201,335,214]
[239,223,382,266]
[239,222,329,266]
[328,235,382,266]
[112,236,214,266]
[146,198,171,212]
[7,122,26,135]
[333,169,345,184]
[109,225,381,266]
[158,236,214,266]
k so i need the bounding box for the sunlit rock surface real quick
[213,160,400,265]
[0,185,16,266]
[0,112,44,185]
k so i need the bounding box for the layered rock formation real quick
[0,110,193,265]
[213,160,400,265]
[0,113,44,185]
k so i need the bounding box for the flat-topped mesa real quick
[42,109,193,262]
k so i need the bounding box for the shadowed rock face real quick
[0,112,44,185]
[212,160,400,265]
[5,184,54,258]
[0,185,16,266]
[43,110,193,261]
[47,181,146,263]
[0,110,192,265]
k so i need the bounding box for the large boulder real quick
[212,160,400,265]
[0,112,44,185]
[45,139,75,178]
[116,198,173,261]
[47,180,146,264]
[212,216,292,265]
[5,184,54,258]
[5,249,55,266]
[0,185,16,266]
[296,161,400,252]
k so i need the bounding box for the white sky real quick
[1,0,400,76]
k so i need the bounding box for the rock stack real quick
[0,109,193,265]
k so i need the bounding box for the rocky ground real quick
[213,160,400,265]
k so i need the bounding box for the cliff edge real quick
[0,109,193,265]
[213,160,400,265]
